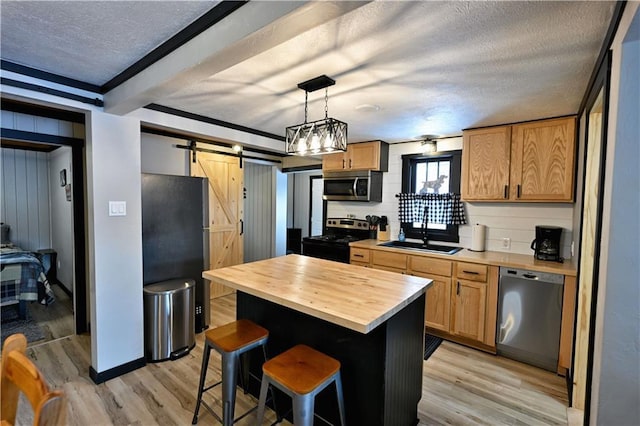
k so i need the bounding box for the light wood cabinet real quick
[408,257,453,332]
[461,126,512,200]
[462,116,576,202]
[450,263,498,347]
[371,250,407,270]
[350,247,370,264]
[322,141,389,172]
[349,244,573,364]
[452,279,487,342]
[349,246,499,351]
[510,117,576,201]
[456,262,488,282]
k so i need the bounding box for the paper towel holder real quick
[468,223,486,252]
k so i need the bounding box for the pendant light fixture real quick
[285,75,347,156]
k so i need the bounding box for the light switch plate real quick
[502,237,511,249]
[109,201,126,216]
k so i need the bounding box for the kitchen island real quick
[203,254,432,426]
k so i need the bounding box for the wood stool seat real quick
[205,319,269,352]
[193,319,273,426]
[262,344,340,395]
[256,344,346,426]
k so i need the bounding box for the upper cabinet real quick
[462,116,576,202]
[322,140,389,172]
[461,126,512,200]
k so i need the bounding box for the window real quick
[401,150,462,243]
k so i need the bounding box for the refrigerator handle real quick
[240,219,244,236]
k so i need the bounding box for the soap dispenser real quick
[398,228,405,242]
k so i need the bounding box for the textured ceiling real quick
[0,1,615,146]
[0,1,217,85]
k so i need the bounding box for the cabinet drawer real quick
[372,264,406,274]
[409,256,452,277]
[456,262,487,282]
[350,248,370,263]
[371,251,407,270]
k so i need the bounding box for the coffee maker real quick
[531,226,563,262]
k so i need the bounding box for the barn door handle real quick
[457,281,460,295]
[239,219,244,235]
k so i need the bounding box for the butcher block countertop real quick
[350,239,577,276]
[202,254,431,334]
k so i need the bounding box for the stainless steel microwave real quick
[322,171,383,202]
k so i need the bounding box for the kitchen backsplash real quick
[326,140,575,259]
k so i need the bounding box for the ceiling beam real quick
[104,1,370,115]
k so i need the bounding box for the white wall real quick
[140,133,189,176]
[48,146,74,292]
[86,111,144,373]
[591,4,640,424]
[326,140,575,258]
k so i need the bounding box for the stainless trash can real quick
[143,278,195,362]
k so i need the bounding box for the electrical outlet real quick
[502,238,511,249]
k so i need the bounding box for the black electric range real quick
[302,218,371,263]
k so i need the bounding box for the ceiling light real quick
[355,104,381,112]
[285,75,347,156]
[421,136,438,153]
[232,144,242,152]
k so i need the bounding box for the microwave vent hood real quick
[322,170,383,202]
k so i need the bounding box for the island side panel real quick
[384,292,425,426]
[237,291,387,425]
[237,291,426,426]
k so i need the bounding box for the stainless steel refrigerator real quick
[142,173,210,333]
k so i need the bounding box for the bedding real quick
[1,245,55,312]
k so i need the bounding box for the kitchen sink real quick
[379,240,462,255]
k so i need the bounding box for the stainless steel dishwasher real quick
[497,267,564,372]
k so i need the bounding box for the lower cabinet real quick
[349,247,499,352]
[451,279,487,342]
[407,256,452,333]
[415,273,451,333]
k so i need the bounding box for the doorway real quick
[572,52,610,415]
[0,136,85,346]
[309,175,325,236]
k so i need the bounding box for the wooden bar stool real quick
[192,319,272,425]
[256,344,346,426]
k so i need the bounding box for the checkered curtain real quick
[396,193,467,225]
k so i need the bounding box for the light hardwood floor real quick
[16,293,570,425]
[29,283,75,343]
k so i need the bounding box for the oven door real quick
[302,239,350,263]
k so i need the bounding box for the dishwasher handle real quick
[500,267,564,285]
